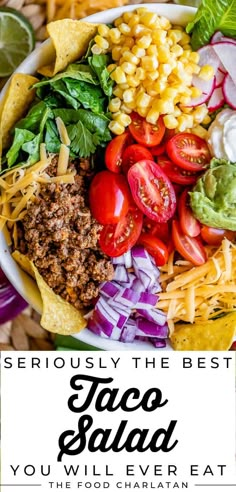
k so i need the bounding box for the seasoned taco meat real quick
[18,157,114,309]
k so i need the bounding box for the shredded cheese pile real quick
[46,0,128,23]
[0,120,73,247]
[158,239,236,330]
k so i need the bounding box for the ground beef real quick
[18,157,114,309]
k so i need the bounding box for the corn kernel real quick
[159,16,171,30]
[120,103,132,114]
[171,44,183,57]
[107,63,117,73]
[191,86,202,98]
[109,120,125,135]
[115,113,132,127]
[124,37,135,49]
[162,87,178,100]
[141,55,158,71]
[126,75,140,88]
[136,92,151,108]
[91,44,102,55]
[159,64,172,76]
[168,29,183,44]
[146,108,160,124]
[147,44,158,56]
[113,67,127,84]
[173,105,182,117]
[192,105,208,123]
[109,28,121,44]
[123,88,136,103]
[137,106,148,118]
[163,114,178,129]
[131,24,148,37]
[131,45,146,58]
[113,86,123,99]
[126,100,136,110]
[189,51,200,64]
[179,95,191,105]
[177,115,189,132]
[191,125,208,139]
[202,114,211,125]
[136,7,148,15]
[157,46,170,63]
[141,12,158,28]
[123,12,133,23]
[137,34,152,49]
[122,51,139,65]
[199,65,214,81]
[98,24,110,38]
[135,67,146,81]
[153,78,167,94]
[108,97,121,112]
[114,17,123,27]
[119,83,129,90]
[179,32,191,45]
[152,29,167,45]
[94,35,109,51]
[112,46,122,61]
[128,14,140,29]
[121,61,136,75]
[147,71,159,82]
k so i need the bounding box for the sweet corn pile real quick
[91,8,214,136]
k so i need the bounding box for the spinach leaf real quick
[34,63,99,88]
[51,80,80,110]
[67,121,96,157]
[15,101,48,132]
[63,78,105,113]
[53,108,111,141]
[6,129,35,167]
[187,0,236,50]
[22,133,42,164]
[88,54,114,97]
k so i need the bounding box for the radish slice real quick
[211,31,236,46]
[197,44,220,74]
[222,74,236,110]
[215,67,226,87]
[208,86,225,111]
[213,42,236,81]
[187,75,215,107]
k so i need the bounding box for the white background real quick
[1,352,236,492]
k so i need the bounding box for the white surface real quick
[0,4,196,350]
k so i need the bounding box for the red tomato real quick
[129,112,165,147]
[172,220,207,266]
[138,233,169,266]
[89,171,130,225]
[99,207,143,257]
[166,133,211,172]
[158,155,199,186]
[200,226,235,246]
[105,133,132,173]
[128,160,176,223]
[143,217,170,244]
[150,142,166,157]
[121,144,153,174]
[178,189,201,238]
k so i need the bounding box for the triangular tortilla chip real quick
[0,74,39,149]
[38,20,98,77]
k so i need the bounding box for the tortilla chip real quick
[170,312,236,351]
[38,20,98,77]
[0,74,39,150]
[12,251,87,335]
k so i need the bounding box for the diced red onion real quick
[99,281,120,298]
[136,291,158,308]
[0,269,28,323]
[114,265,129,283]
[136,308,166,326]
[152,338,166,348]
[120,318,137,343]
[115,287,139,308]
[136,317,168,338]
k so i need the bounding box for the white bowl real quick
[0,3,196,350]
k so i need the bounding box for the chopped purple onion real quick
[152,338,167,348]
[99,281,120,298]
[136,308,167,326]
[136,291,158,308]
[113,265,129,283]
[136,317,169,338]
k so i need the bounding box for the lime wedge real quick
[0,7,35,77]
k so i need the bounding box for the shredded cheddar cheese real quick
[158,239,236,327]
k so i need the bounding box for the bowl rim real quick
[0,3,196,351]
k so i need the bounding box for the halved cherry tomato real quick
[150,142,166,157]
[143,217,170,244]
[172,220,207,266]
[99,207,143,257]
[138,233,169,266]
[158,156,199,186]
[166,133,211,172]
[178,188,201,238]
[128,160,176,223]
[200,226,235,246]
[129,112,165,147]
[105,132,132,173]
[121,144,153,174]
[89,170,131,225]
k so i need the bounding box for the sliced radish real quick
[215,67,226,87]
[211,32,236,46]
[197,44,220,74]
[222,73,236,109]
[187,75,215,107]
[213,42,236,81]
[208,86,225,111]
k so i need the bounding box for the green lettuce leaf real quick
[34,63,99,88]
[6,129,35,167]
[186,0,236,50]
[88,54,114,97]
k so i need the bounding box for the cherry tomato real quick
[99,207,143,257]
[158,155,199,186]
[143,217,170,244]
[200,226,235,246]
[138,233,169,266]
[89,171,130,225]
[150,142,166,157]
[172,220,207,266]
[121,144,153,174]
[128,160,176,223]
[166,133,211,172]
[129,112,165,147]
[105,133,132,173]
[178,189,201,238]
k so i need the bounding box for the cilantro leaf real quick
[67,121,96,158]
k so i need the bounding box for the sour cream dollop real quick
[208,108,236,162]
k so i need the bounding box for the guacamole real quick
[189,158,236,231]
